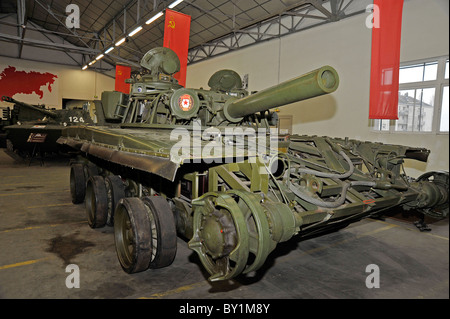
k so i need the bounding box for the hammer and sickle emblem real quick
[168,16,176,29]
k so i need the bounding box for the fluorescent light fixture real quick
[82,65,88,70]
[146,11,163,25]
[104,47,114,54]
[115,37,126,46]
[88,60,96,66]
[95,54,104,60]
[128,26,143,37]
[168,0,184,8]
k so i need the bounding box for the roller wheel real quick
[141,196,177,269]
[104,175,126,226]
[85,176,108,228]
[114,197,177,274]
[416,171,449,219]
[70,163,86,204]
[114,197,154,273]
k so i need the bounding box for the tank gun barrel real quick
[222,66,339,122]
[1,95,57,118]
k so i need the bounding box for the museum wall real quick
[186,0,449,177]
[0,55,115,109]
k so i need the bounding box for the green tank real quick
[1,96,95,159]
[58,47,449,282]
[1,92,128,160]
[0,105,12,148]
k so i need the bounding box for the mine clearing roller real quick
[60,47,449,282]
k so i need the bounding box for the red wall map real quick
[0,66,58,99]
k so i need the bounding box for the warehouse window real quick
[373,56,449,134]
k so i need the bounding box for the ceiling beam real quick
[0,31,140,68]
[309,0,333,19]
[0,32,98,54]
[27,20,81,66]
[33,0,91,49]
[16,0,26,58]
[187,0,369,65]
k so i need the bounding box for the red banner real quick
[115,64,131,94]
[163,9,191,87]
[369,0,404,119]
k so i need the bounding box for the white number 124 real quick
[69,117,84,123]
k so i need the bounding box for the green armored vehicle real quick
[0,97,56,148]
[2,93,127,160]
[1,96,95,159]
[0,105,12,148]
[58,47,449,281]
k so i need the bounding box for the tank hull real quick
[6,124,64,155]
[59,123,448,281]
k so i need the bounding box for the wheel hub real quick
[200,209,237,259]
[416,171,449,219]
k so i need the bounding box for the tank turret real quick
[1,95,58,119]
[117,47,338,128]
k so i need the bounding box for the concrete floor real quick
[0,149,448,300]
